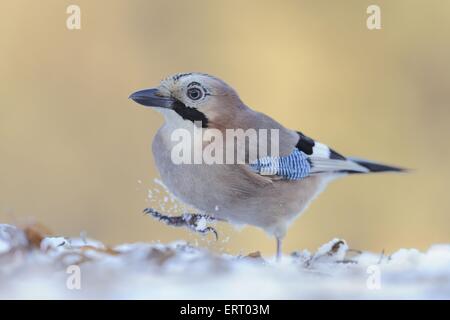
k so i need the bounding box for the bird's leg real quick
[143,208,219,240]
[276,237,283,262]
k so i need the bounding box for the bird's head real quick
[130,73,243,129]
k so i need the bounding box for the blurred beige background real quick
[1,0,449,256]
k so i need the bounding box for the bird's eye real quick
[187,87,203,100]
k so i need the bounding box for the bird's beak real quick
[129,88,176,109]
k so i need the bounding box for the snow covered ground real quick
[1,223,449,299]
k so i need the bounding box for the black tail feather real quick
[349,158,406,173]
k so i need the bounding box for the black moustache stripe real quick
[172,100,209,128]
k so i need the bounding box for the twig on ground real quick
[377,249,385,264]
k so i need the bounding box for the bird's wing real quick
[249,131,371,180]
[295,131,371,175]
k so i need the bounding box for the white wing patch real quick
[296,132,369,175]
[312,142,331,158]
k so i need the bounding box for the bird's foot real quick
[143,208,219,240]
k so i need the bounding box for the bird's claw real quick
[143,208,219,241]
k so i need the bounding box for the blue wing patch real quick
[249,149,311,180]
